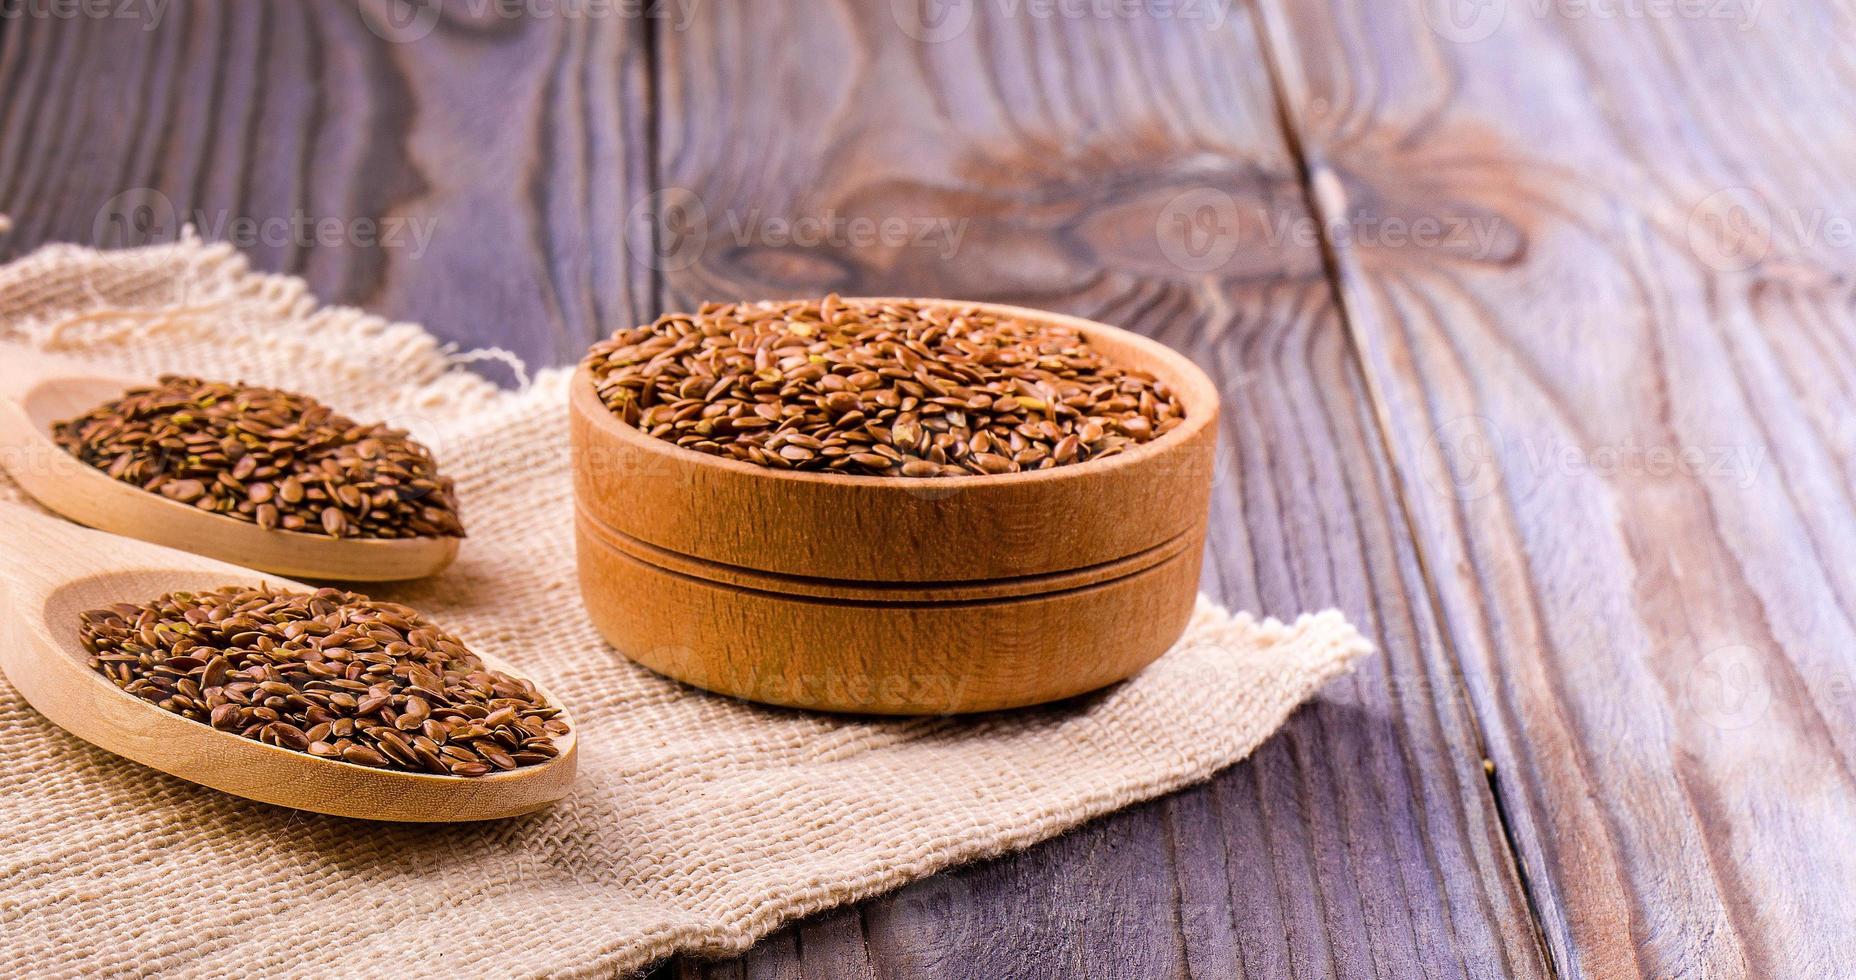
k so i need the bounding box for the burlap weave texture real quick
[0,237,1370,978]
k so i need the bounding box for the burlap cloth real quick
[0,235,1370,978]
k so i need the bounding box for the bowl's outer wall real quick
[570,301,1220,584]
[570,300,1219,713]
[575,517,1208,714]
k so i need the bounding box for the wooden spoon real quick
[0,504,576,821]
[0,348,458,581]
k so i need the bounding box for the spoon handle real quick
[0,502,273,597]
[0,503,124,597]
[0,344,81,399]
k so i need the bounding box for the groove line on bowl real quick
[578,516,1202,610]
[575,499,1198,600]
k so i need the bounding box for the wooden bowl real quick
[571,299,1219,714]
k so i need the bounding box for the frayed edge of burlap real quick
[0,231,515,417]
[0,233,1376,977]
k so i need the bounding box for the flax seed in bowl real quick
[571,298,1220,715]
[581,296,1187,478]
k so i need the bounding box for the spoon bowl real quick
[0,505,576,821]
[0,349,458,581]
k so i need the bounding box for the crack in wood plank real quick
[0,4,1555,975]
[1246,1,1561,976]
[1248,1,1856,975]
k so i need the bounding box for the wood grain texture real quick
[1255,0,1856,974]
[644,293,1549,980]
[0,1,1551,974]
[0,505,577,821]
[578,522,1202,714]
[647,1,1547,975]
[0,0,655,370]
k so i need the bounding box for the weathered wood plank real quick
[0,3,1553,975]
[648,2,1546,976]
[1254,0,1856,974]
[0,0,655,370]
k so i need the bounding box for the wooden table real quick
[2,2,1846,975]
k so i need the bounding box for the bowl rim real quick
[572,296,1220,489]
